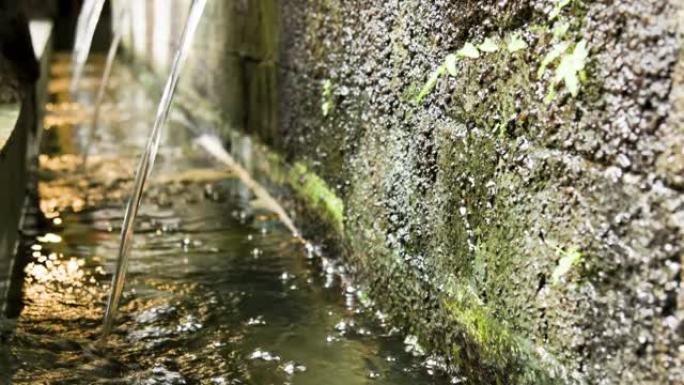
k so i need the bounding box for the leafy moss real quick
[290,162,345,232]
[552,39,588,96]
[477,38,499,53]
[445,54,459,76]
[549,0,571,20]
[416,64,445,103]
[457,42,480,59]
[506,33,528,53]
[537,42,570,79]
[551,245,583,284]
[321,79,334,117]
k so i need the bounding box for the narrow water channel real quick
[0,55,450,385]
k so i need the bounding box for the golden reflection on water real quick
[21,240,105,325]
[43,101,88,130]
[37,153,138,218]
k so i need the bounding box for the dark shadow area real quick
[41,0,111,52]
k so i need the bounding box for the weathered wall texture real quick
[120,1,684,384]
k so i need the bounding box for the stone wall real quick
[119,1,684,384]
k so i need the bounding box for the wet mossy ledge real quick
[118,0,684,384]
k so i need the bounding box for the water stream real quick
[70,0,106,94]
[82,4,128,169]
[101,0,208,340]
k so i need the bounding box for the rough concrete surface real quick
[120,1,684,383]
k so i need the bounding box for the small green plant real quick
[416,38,500,103]
[551,245,583,284]
[477,38,499,53]
[537,41,570,78]
[507,33,528,53]
[321,79,334,116]
[415,65,446,103]
[549,0,571,20]
[356,290,373,307]
[456,42,480,58]
[445,54,459,76]
[540,40,589,103]
[552,22,570,41]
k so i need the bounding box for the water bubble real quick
[249,348,280,362]
[176,315,202,333]
[404,335,425,356]
[37,233,62,243]
[325,335,340,343]
[141,365,186,385]
[304,242,315,259]
[135,305,177,324]
[280,361,306,375]
[181,237,191,247]
[246,316,266,326]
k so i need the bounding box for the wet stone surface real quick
[271,1,684,384]
[0,55,453,385]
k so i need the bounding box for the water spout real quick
[195,134,300,236]
[71,0,106,94]
[101,0,208,340]
[82,5,129,170]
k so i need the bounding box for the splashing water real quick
[101,0,208,340]
[70,0,106,93]
[82,5,129,169]
[195,134,300,236]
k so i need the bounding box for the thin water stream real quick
[102,0,207,339]
[0,51,453,385]
[70,0,106,94]
[82,4,128,169]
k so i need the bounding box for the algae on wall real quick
[119,0,684,383]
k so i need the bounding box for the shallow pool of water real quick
[0,54,452,385]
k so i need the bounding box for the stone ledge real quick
[0,104,21,155]
[0,19,53,315]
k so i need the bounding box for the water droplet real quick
[280,361,306,375]
[37,233,62,243]
[246,316,266,326]
[249,348,280,362]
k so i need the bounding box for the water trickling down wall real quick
[118,1,684,383]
